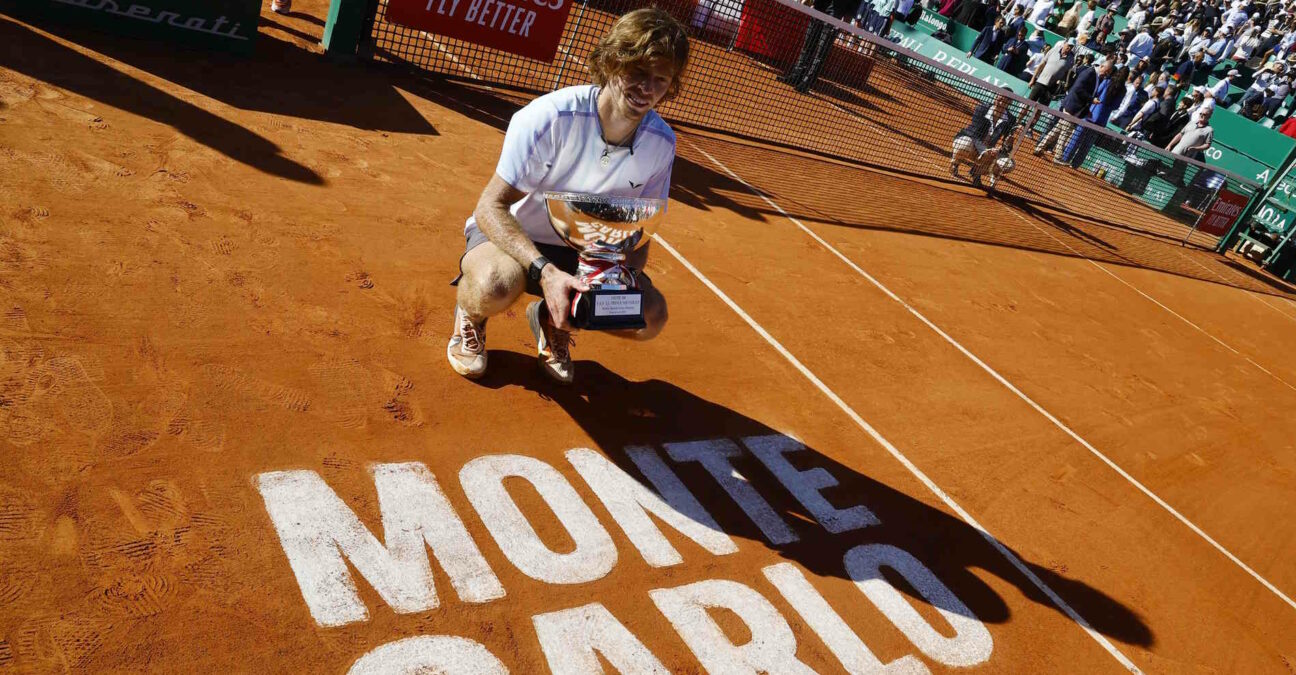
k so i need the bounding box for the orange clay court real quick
[2,3,1296,673]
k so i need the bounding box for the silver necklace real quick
[600,125,637,167]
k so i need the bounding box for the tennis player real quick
[447,8,687,384]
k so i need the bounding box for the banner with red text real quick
[1197,188,1249,237]
[385,0,573,62]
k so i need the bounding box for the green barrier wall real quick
[892,22,1031,94]
[5,0,261,52]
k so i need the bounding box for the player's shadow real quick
[474,353,1155,648]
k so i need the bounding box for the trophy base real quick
[574,288,646,330]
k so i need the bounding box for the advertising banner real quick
[386,0,574,62]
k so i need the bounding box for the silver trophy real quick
[543,192,667,330]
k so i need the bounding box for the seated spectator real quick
[1232,23,1263,62]
[1203,26,1236,67]
[1127,23,1157,65]
[1242,95,1269,119]
[1083,28,1108,50]
[1278,114,1296,137]
[1128,1,1150,30]
[1209,68,1240,103]
[951,93,1018,186]
[1240,59,1286,106]
[1174,49,1205,84]
[1077,0,1100,36]
[1058,0,1085,35]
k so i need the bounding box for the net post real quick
[323,0,372,61]
[1216,153,1296,254]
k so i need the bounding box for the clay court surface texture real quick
[3,4,1296,672]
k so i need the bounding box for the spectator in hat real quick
[1095,6,1116,35]
[1186,85,1216,119]
[1240,59,1290,111]
[1209,68,1240,102]
[1203,26,1236,66]
[1149,20,1180,68]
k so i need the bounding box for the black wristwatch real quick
[528,256,551,283]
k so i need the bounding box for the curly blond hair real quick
[588,8,690,101]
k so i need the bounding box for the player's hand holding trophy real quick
[544,192,666,330]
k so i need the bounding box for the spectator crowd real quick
[927,0,1296,148]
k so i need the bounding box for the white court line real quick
[995,208,1296,394]
[423,32,487,85]
[1171,248,1296,325]
[651,233,1141,673]
[684,141,1296,615]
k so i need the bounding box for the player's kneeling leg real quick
[950,137,976,172]
[449,241,527,378]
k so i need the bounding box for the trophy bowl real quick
[543,192,667,330]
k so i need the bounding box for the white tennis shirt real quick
[466,84,676,246]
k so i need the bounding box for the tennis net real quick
[361,0,1260,248]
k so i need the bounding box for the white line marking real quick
[652,233,1141,673]
[685,140,1296,615]
[997,208,1296,393]
[1171,248,1296,325]
[423,33,484,84]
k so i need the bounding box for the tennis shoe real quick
[447,306,487,379]
[527,301,574,385]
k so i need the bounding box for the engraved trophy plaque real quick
[543,192,666,330]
